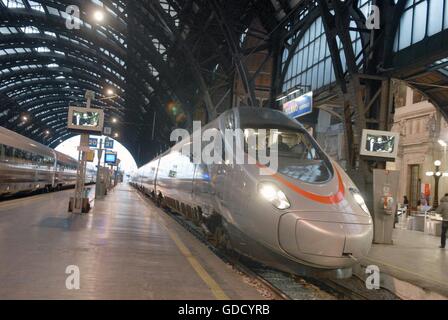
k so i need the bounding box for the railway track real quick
[135,187,399,301]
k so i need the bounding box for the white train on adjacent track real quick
[131,107,373,277]
[0,126,95,197]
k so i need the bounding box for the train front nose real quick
[278,212,373,269]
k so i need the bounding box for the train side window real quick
[40,155,45,165]
[32,153,39,165]
[14,148,22,162]
[4,145,14,161]
[14,148,32,165]
[18,149,24,164]
[33,154,42,167]
[24,151,31,164]
[58,161,64,171]
[37,155,44,167]
[44,156,53,168]
[24,151,32,163]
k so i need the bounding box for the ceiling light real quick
[94,10,105,22]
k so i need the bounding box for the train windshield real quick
[243,128,334,183]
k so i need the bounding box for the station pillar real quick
[372,169,400,244]
[69,90,95,214]
[95,139,106,200]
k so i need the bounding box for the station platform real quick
[0,184,265,300]
[356,229,448,300]
[2,184,448,300]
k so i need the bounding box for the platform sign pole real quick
[72,90,95,214]
[73,134,89,214]
[95,139,104,200]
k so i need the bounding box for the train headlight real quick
[258,183,290,210]
[350,188,370,215]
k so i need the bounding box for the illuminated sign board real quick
[105,152,118,165]
[282,91,313,119]
[89,138,98,148]
[360,129,400,160]
[104,138,114,149]
[67,106,104,134]
[86,150,95,163]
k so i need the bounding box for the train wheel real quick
[211,226,232,252]
[192,208,201,226]
[156,194,162,207]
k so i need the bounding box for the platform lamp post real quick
[426,160,448,209]
[72,90,95,214]
[95,138,104,200]
[94,89,118,200]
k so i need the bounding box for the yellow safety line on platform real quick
[166,229,230,300]
[136,193,230,300]
[0,193,51,210]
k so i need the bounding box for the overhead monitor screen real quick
[365,134,395,153]
[360,129,400,160]
[72,111,100,127]
[67,106,104,134]
[105,152,117,165]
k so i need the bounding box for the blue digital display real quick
[105,153,117,164]
[104,139,114,149]
[89,138,98,148]
[283,92,313,119]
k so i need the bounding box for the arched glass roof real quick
[281,0,370,94]
[0,0,284,164]
[394,0,448,53]
[0,0,128,142]
[0,0,196,154]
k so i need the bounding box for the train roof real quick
[54,150,78,165]
[0,126,54,158]
[138,107,304,170]
[0,126,77,163]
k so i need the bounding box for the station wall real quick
[388,87,448,208]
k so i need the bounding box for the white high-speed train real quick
[132,107,373,277]
[0,126,96,196]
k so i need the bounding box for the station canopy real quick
[0,0,292,165]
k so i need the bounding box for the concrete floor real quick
[0,184,264,300]
[362,228,448,298]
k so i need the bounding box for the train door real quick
[153,158,161,194]
[51,151,57,188]
[212,163,233,212]
[225,111,248,218]
[192,164,215,217]
[215,111,244,219]
[205,129,232,217]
